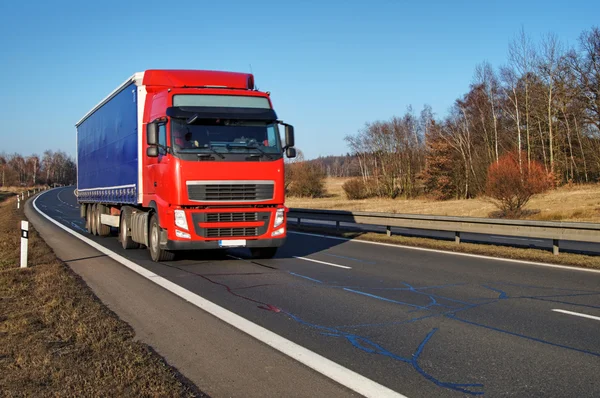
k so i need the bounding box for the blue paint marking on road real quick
[344,288,431,311]
[446,313,600,358]
[369,282,466,291]
[496,281,600,294]
[288,272,323,284]
[70,222,87,233]
[322,252,376,264]
[482,285,508,299]
[284,311,484,395]
[518,292,600,299]
[528,297,600,310]
[335,313,440,329]
[411,328,484,395]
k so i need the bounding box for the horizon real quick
[1,0,598,160]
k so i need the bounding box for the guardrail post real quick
[336,220,340,232]
[455,232,461,244]
[553,239,559,255]
[20,221,29,268]
[386,226,392,237]
[297,217,301,226]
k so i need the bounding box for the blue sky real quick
[1,0,598,160]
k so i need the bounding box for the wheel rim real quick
[91,205,96,234]
[151,223,159,256]
[120,216,127,242]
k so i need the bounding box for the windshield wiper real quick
[234,142,274,160]
[196,145,225,159]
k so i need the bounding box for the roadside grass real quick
[0,195,202,397]
[291,225,600,270]
[286,177,600,223]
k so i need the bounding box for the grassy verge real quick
[291,225,600,270]
[0,195,203,396]
[285,178,600,223]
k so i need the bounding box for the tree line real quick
[0,150,76,188]
[332,26,600,200]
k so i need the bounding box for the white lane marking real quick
[32,191,403,398]
[552,309,600,322]
[57,188,76,208]
[288,231,600,274]
[293,256,352,269]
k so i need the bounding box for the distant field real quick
[286,177,600,223]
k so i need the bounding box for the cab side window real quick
[158,124,167,155]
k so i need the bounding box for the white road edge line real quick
[288,231,600,274]
[32,191,403,398]
[293,256,352,269]
[552,309,600,322]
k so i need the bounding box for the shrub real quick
[342,178,369,200]
[287,162,326,198]
[486,151,552,218]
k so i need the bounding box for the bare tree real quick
[538,33,563,176]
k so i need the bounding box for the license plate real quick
[218,239,247,247]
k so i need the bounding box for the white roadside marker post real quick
[17,195,20,209]
[20,221,29,268]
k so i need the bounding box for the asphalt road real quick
[288,218,600,255]
[33,187,600,397]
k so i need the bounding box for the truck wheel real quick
[119,207,139,249]
[250,247,278,259]
[86,205,93,234]
[96,204,111,237]
[149,214,175,262]
[91,204,98,236]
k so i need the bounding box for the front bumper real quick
[162,236,286,251]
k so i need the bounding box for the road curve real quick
[30,187,600,397]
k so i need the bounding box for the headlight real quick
[174,210,188,230]
[273,208,285,228]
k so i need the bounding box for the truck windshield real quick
[170,119,282,159]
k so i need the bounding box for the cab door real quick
[147,120,170,198]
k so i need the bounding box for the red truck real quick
[75,70,296,261]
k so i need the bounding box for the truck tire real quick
[86,204,93,234]
[96,204,111,237]
[119,207,140,249]
[250,247,278,259]
[91,204,98,236]
[149,213,175,262]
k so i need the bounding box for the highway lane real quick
[35,187,600,397]
[289,217,600,255]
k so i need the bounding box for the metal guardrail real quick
[287,208,600,255]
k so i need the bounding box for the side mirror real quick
[286,147,296,158]
[285,124,295,148]
[146,147,159,157]
[147,122,159,146]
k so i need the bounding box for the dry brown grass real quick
[0,195,202,397]
[286,177,600,222]
[292,225,600,269]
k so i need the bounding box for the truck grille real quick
[206,212,258,222]
[206,227,259,238]
[187,182,274,202]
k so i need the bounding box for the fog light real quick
[271,227,285,237]
[176,229,191,239]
